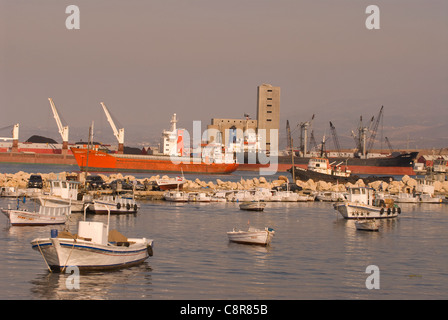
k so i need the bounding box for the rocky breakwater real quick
[0,171,68,189]
[294,175,448,196]
[1,172,448,199]
[181,176,288,191]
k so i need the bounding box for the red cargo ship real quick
[71,148,239,174]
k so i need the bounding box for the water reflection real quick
[29,263,153,300]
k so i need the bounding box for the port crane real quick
[299,114,315,157]
[366,105,384,153]
[100,102,125,154]
[48,98,69,153]
[329,121,342,157]
[0,124,19,152]
[308,130,318,153]
[385,136,394,153]
[0,124,18,141]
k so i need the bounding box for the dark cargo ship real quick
[237,151,419,176]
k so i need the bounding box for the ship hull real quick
[237,152,418,175]
[0,152,77,165]
[71,148,239,174]
[289,166,393,184]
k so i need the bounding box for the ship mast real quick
[100,102,125,154]
[12,123,19,152]
[48,98,69,155]
[299,114,315,157]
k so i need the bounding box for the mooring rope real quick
[36,240,52,273]
[61,238,76,273]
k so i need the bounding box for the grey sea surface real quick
[0,163,447,300]
[0,198,447,300]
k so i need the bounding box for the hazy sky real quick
[1,0,447,151]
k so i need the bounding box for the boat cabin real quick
[307,157,350,177]
[415,178,435,195]
[346,187,375,206]
[49,180,80,200]
[78,221,108,245]
[308,158,330,171]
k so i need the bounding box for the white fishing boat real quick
[415,178,442,203]
[156,176,186,190]
[230,190,255,202]
[268,190,283,202]
[88,194,139,214]
[316,191,346,202]
[163,190,189,202]
[2,204,71,226]
[278,190,301,202]
[187,192,211,202]
[239,201,266,211]
[227,226,275,246]
[418,193,443,203]
[23,188,43,198]
[333,187,401,219]
[394,192,419,203]
[254,188,272,201]
[355,219,379,232]
[297,193,316,202]
[38,180,86,212]
[0,186,24,198]
[210,190,230,202]
[30,205,153,272]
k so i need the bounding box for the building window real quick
[267,119,272,122]
[267,110,272,113]
[267,98,272,100]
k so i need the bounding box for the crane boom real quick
[48,98,69,143]
[366,105,384,153]
[100,102,125,154]
[309,130,318,152]
[100,102,124,144]
[329,121,342,156]
[385,136,394,153]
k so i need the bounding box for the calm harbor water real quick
[0,163,447,300]
[1,198,448,300]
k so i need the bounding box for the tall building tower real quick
[256,84,280,152]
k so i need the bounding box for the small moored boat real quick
[2,204,71,226]
[0,187,24,198]
[38,179,86,212]
[227,226,275,246]
[163,190,189,202]
[87,194,139,214]
[239,201,266,211]
[394,192,419,203]
[334,187,401,219]
[156,176,187,190]
[30,205,154,272]
[355,219,379,232]
[188,192,211,202]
